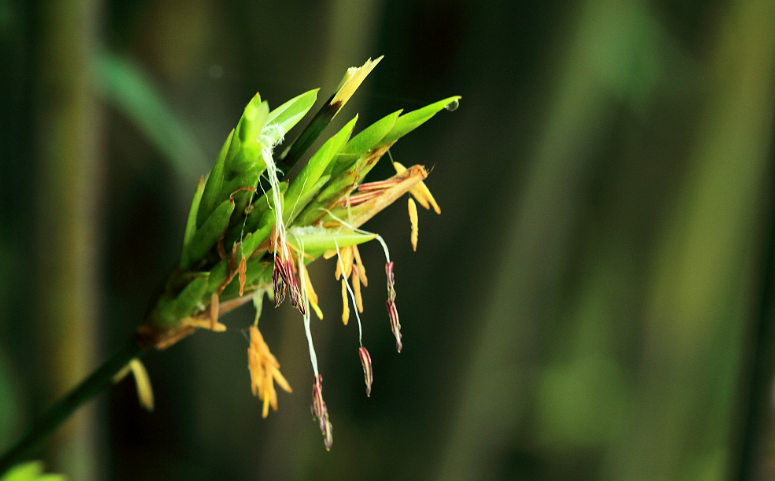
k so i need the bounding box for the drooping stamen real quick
[408,198,419,251]
[341,278,350,326]
[300,260,324,320]
[272,255,287,307]
[352,245,368,286]
[311,375,333,450]
[295,238,320,378]
[385,261,402,352]
[352,266,364,313]
[271,238,306,315]
[392,159,441,214]
[334,246,354,280]
[359,347,373,397]
[284,258,306,315]
[248,326,292,418]
[260,124,307,314]
[335,240,364,345]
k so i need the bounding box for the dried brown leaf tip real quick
[248,326,292,418]
[330,56,383,113]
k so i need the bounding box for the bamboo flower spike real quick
[134,57,460,450]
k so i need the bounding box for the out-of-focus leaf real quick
[0,461,66,481]
[96,51,208,180]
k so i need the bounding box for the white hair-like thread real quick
[295,236,319,376]
[318,208,392,263]
[258,126,290,261]
[334,239,364,346]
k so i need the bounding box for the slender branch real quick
[0,335,146,474]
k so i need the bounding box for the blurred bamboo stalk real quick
[35,0,103,479]
[607,0,775,479]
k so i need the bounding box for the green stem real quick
[0,335,146,475]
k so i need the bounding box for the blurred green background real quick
[2,0,775,479]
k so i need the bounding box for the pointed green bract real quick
[284,116,357,220]
[263,89,319,146]
[153,273,210,328]
[181,198,235,269]
[287,229,377,259]
[374,96,461,149]
[322,110,401,182]
[341,110,401,158]
[197,129,234,227]
[236,94,269,145]
[230,99,269,173]
[240,211,277,260]
[183,177,205,251]
[284,174,330,225]
[238,181,288,241]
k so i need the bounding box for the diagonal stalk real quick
[0,336,146,475]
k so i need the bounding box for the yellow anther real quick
[408,198,419,251]
[352,245,368,286]
[393,161,441,214]
[341,278,350,325]
[248,326,291,418]
[335,246,354,281]
[301,261,324,320]
[352,266,364,313]
[113,358,154,412]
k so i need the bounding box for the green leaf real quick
[167,274,210,324]
[231,98,270,173]
[237,181,288,242]
[236,94,269,145]
[284,116,358,221]
[287,228,377,259]
[342,110,402,159]
[182,177,205,250]
[374,96,461,149]
[197,129,234,227]
[263,89,319,145]
[96,51,207,180]
[1,461,66,481]
[181,198,235,269]
[284,174,330,225]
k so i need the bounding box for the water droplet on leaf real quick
[444,99,459,112]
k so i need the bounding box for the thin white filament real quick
[259,126,290,261]
[295,237,319,377]
[319,208,392,263]
[334,239,363,346]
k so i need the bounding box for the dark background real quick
[2,0,775,479]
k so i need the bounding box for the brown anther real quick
[358,347,373,397]
[238,255,247,296]
[210,293,219,331]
